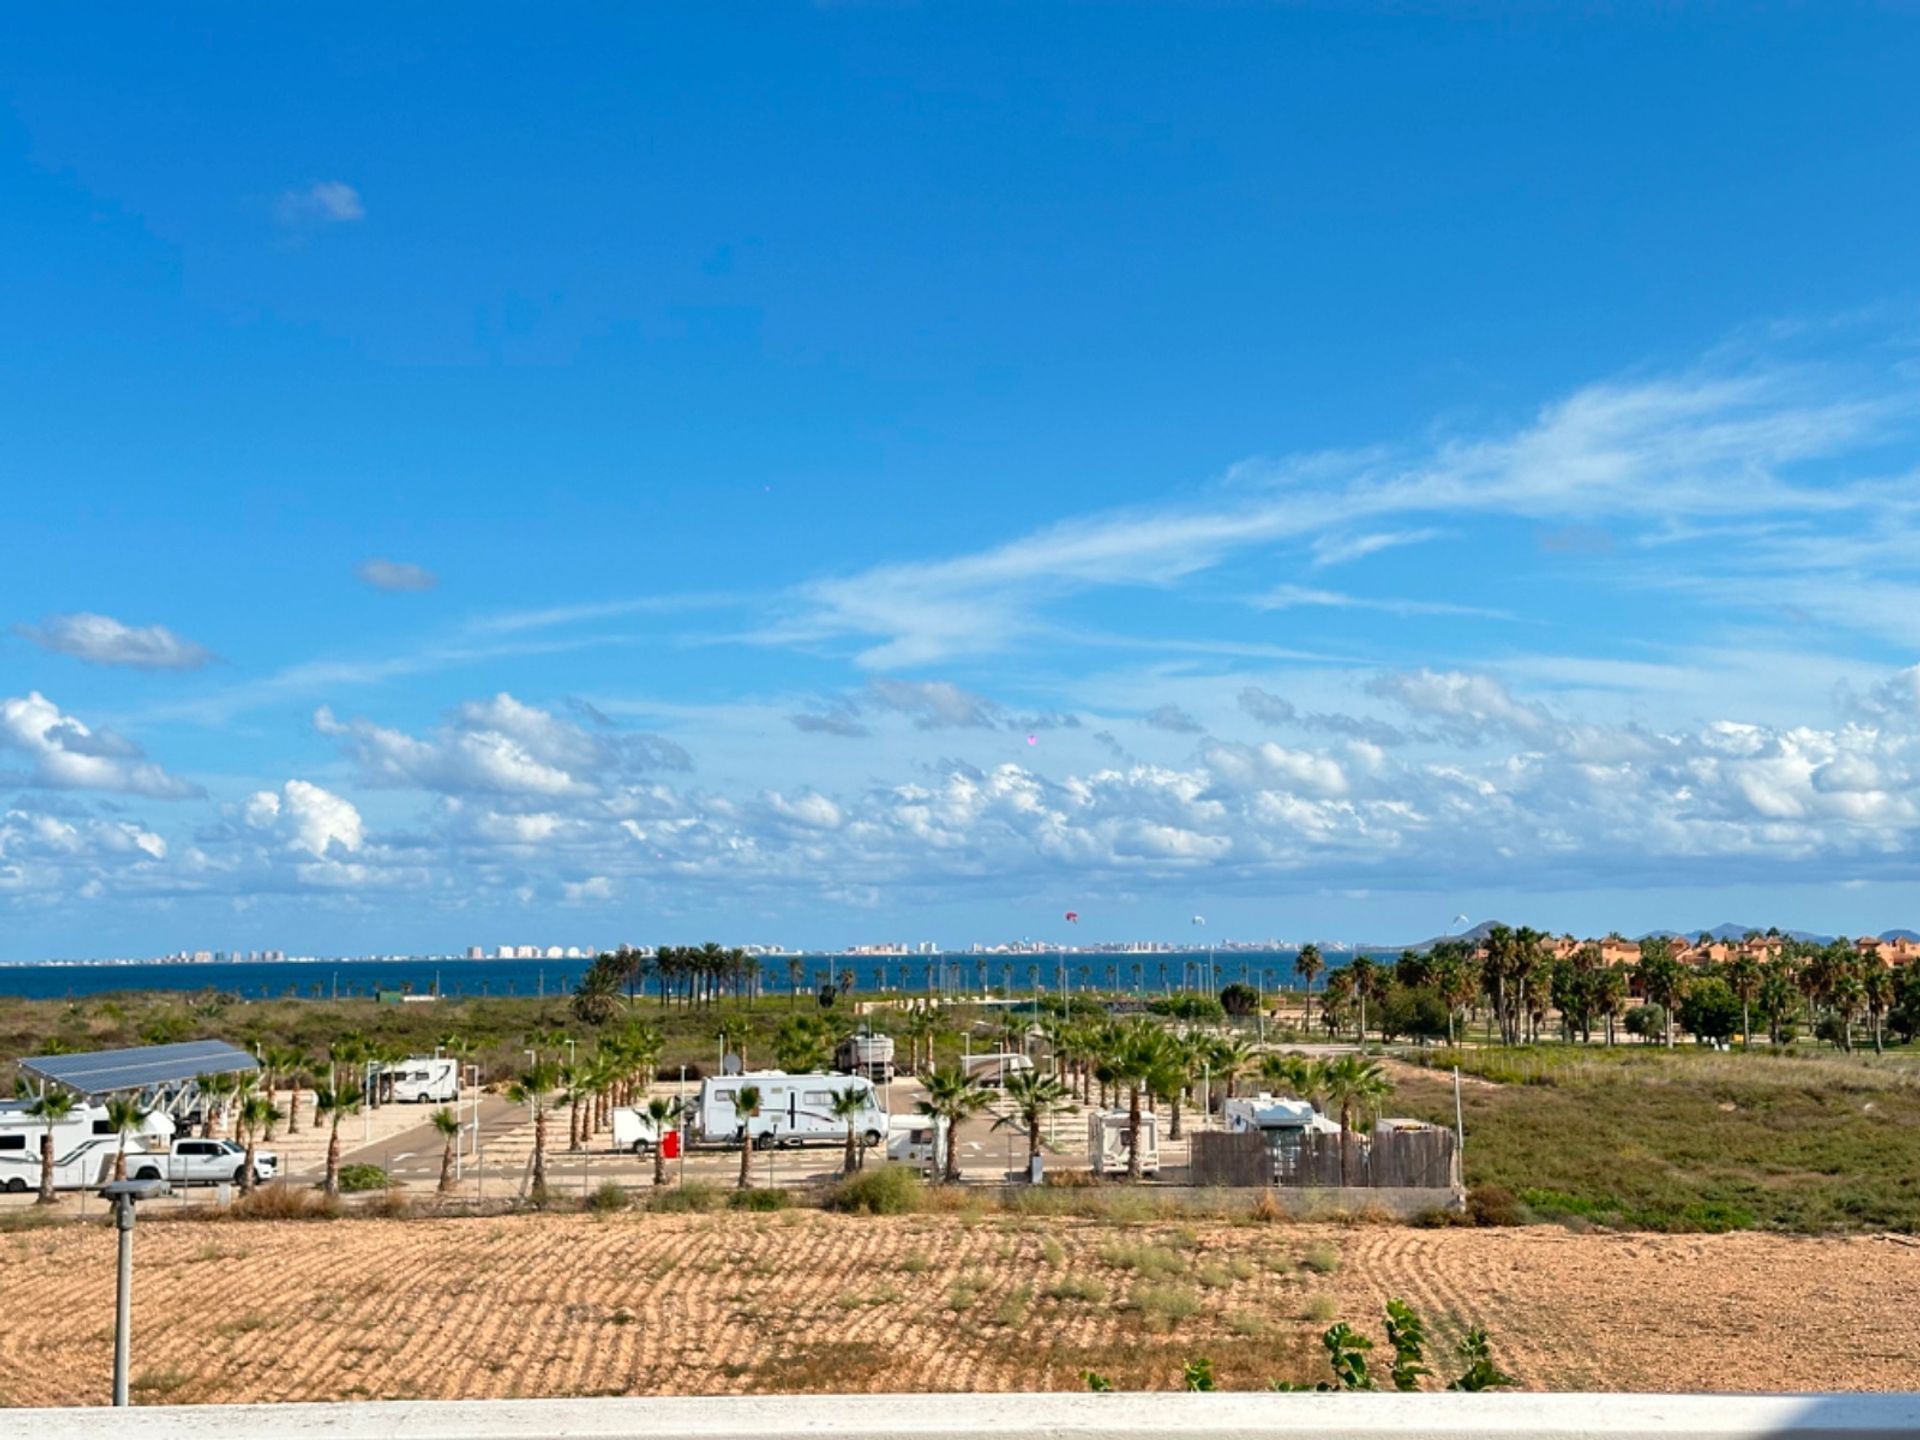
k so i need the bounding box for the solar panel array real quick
[19,1039,259,1095]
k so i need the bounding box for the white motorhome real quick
[698,1071,888,1150]
[383,1057,461,1104]
[0,1098,174,1194]
[884,1113,946,1173]
[961,1052,1033,1088]
[834,1033,896,1083]
[1086,1109,1160,1177]
[1223,1093,1342,1171]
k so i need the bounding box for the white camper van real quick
[0,1098,174,1193]
[1223,1093,1342,1171]
[698,1071,888,1150]
[834,1033,896,1083]
[611,1103,682,1155]
[1086,1109,1160,1177]
[961,1052,1033,1088]
[383,1057,461,1104]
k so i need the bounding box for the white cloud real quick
[1309,528,1446,569]
[15,613,214,670]
[1254,584,1511,620]
[317,693,690,800]
[355,558,438,592]
[1144,703,1204,734]
[244,780,364,858]
[277,180,364,227]
[0,693,199,798]
[865,679,1003,730]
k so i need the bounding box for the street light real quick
[102,1177,168,1406]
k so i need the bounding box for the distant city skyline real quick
[6,10,1920,962]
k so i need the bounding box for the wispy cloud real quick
[1309,527,1446,569]
[15,613,214,670]
[356,558,438,593]
[767,355,1911,668]
[276,180,364,227]
[1253,584,1514,620]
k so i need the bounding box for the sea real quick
[0,949,1387,1004]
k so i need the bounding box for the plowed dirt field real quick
[3,1212,1915,1405]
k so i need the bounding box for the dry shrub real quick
[1468,1184,1528,1227]
[1249,1189,1288,1223]
[223,1185,341,1222]
[823,1166,924,1215]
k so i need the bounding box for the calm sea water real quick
[0,949,1386,1003]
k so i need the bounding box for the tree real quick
[1348,957,1383,1042]
[772,1014,835,1073]
[1430,949,1479,1046]
[1320,970,1354,1039]
[314,1082,363,1197]
[1723,957,1761,1050]
[1218,982,1259,1017]
[1320,1055,1392,1185]
[914,1065,989,1184]
[26,1090,75,1205]
[829,1082,878,1175]
[1294,943,1325,1033]
[1636,938,1688,1048]
[103,1096,149,1182]
[993,1070,1070,1173]
[1623,1003,1666,1043]
[235,1094,281,1194]
[1677,977,1740,1045]
[1864,964,1894,1055]
[1101,1019,1170,1181]
[506,1061,561,1200]
[1593,968,1627,1046]
[645,1096,678,1187]
[734,1084,763,1189]
[718,1016,753,1072]
[431,1106,462,1195]
[1207,1035,1255,1101]
[1377,985,1450,1044]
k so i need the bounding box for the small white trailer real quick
[611,1104,679,1155]
[884,1113,946,1173]
[383,1057,461,1104]
[962,1052,1033,1088]
[1086,1109,1160,1177]
[698,1071,889,1150]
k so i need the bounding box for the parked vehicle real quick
[884,1113,946,1174]
[610,1103,685,1156]
[698,1071,888,1150]
[129,1137,278,1187]
[383,1057,460,1104]
[961,1052,1033,1088]
[834,1033,896,1084]
[1086,1109,1160,1177]
[1223,1092,1342,1170]
[0,1098,176,1193]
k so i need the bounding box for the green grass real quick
[1096,1241,1188,1279]
[1402,1044,1920,1233]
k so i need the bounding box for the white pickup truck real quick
[128,1138,279,1187]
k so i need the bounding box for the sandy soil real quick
[2,1212,1915,1406]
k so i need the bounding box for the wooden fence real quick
[1189,1127,1458,1189]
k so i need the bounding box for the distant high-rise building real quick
[467,946,485,960]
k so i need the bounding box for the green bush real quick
[728,1187,792,1211]
[336,1163,389,1194]
[588,1181,631,1213]
[822,1164,925,1215]
[649,1180,725,1213]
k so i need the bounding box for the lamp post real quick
[102,1178,168,1406]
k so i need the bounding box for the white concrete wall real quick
[17,1392,1920,1439]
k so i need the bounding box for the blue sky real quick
[5,6,1920,960]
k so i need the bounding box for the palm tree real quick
[261,1045,306,1138]
[1725,956,1761,1052]
[645,1096,677,1187]
[26,1090,75,1205]
[1864,964,1894,1055]
[829,1083,877,1174]
[1320,1054,1392,1185]
[235,1094,281,1194]
[1348,956,1381,1042]
[914,1065,989,1184]
[506,1061,561,1199]
[197,1071,237,1138]
[103,1096,149,1182]
[1294,944,1324,1033]
[1594,967,1627,1046]
[430,1106,461,1195]
[1101,1019,1169,1181]
[734,1084,763,1189]
[314,1082,363,1197]
[1208,1035,1254,1101]
[992,1069,1069,1173]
